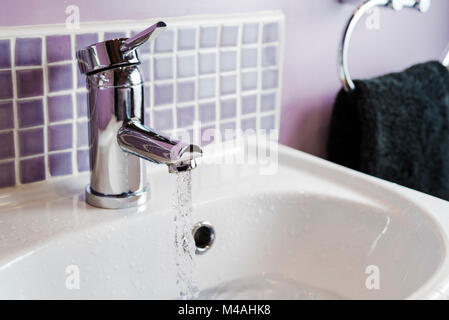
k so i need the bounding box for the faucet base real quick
[85,185,149,209]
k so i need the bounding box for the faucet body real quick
[77,22,202,209]
[85,64,148,208]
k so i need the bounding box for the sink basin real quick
[1,140,449,299]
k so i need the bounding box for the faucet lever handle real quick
[120,21,167,55]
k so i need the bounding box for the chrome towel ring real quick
[339,0,449,92]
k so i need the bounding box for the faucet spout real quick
[117,119,203,173]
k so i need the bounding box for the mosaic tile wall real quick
[0,12,284,188]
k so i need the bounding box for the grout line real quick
[172,28,179,133]
[275,16,285,141]
[41,34,50,180]
[149,36,155,128]
[235,22,243,133]
[215,24,222,142]
[256,21,263,132]
[10,37,20,186]
[70,31,78,175]
[193,25,200,145]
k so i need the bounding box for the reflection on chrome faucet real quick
[77,21,203,209]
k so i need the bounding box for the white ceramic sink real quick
[1,140,449,299]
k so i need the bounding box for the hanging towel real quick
[327,61,449,200]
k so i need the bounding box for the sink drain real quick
[192,221,215,254]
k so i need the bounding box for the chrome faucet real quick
[77,22,202,209]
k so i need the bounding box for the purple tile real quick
[77,121,89,147]
[241,95,257,114]
[48,95,73,122]
[261,93,276,112]
[154,56,173,80]
[0,102,14,130]
[15,38,42,66]
[0,40,11,68]
[200,27,218,48]
[178,28,196,51]
[46,35,72,63]
[104,32,127,40]
[262,70,278,89]
[77,91,88,118]
[49,64,73,92]
[220,121,236,141]
[220,98,236,119]
[242,71,258,91]
[242,48,257,68]
[154,109,173,130]
[49,124,72,151]
[199,76,216,99]
[177,81,195,103]
[220,74,236,95]
[263,22,279,43]
[20,156,45,184]
[154,83,173,106]
[144,84,150,109]
[262,46,277,67]
[0,131,15,159]
[0,71,13,99]
[18,98,44,128]
[144,111,151,126]
[177,105,195,128]
[19,128,44,156]
[220,50,236,71]
[260,115,275,131]
[220,26,238,47]
[77,149,90,172]
[0,161,15,188]
[154,29,174,53]
[77,68,86,88]
[177,55,195,78]
[242,23,259,44]
[76,34,98,89]
[141,57,151,82]
[199,52,216,74]
[241,117,257,132]
[16,69,43,98]
[199,102,215,122]
[76,33,98,51]
[49,152,72,176]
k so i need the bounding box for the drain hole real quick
[192,222,215,254]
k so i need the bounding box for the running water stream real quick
[173,170,200,300]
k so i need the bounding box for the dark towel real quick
[327,61,449,200]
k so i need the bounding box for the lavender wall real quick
[2,0,448,158]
